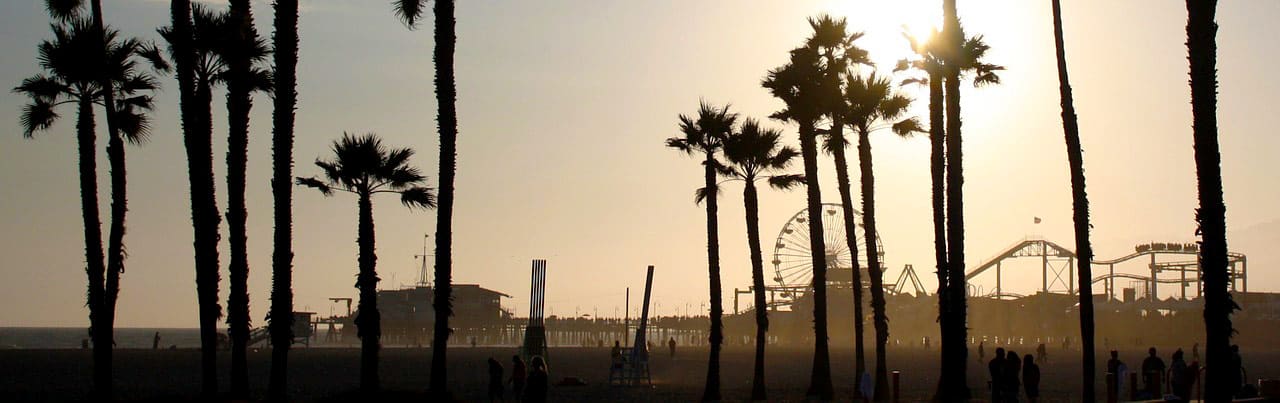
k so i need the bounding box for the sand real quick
[2,344,1275,402]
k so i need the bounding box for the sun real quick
[824,0,944,70]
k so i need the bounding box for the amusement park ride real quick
[733,203,1249,313]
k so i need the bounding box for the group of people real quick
[988,347,1042,403]
[1105,344,1249,401]
[487,355,548,402]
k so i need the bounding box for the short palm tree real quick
[666,101,736,402]
[297,133,436,393]
[841,71,922,401]
[389,1,459,394]
[268,0,300,399]
[719,118,803,400]
[14,16,157,399]
[762,44,835,400]
[1049,1,1098,400]
[1184,1,1237,400]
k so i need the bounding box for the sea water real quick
[0,327,204,349]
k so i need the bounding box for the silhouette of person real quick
[1169,349,1190,402]
[1023,354,1040,403]
[510,355,527,400]
[1005,350,1022,402]
[1036,343,1047,364]
[523,356,548,403]
[153,331,161,350]
[611,340,623,364]
[989,347,1006,401]
[1141,347,1166,397]
[668,337,676,358]
[1192,342,1200,362]
[979,341,986,363]
[487,357,504,401]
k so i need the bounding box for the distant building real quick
[372,284,512,344]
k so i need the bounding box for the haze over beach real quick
[0,0,1278,401]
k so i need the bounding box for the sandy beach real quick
[3,344,1276,402]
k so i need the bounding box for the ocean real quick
[0,327,205,349]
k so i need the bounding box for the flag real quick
[1034,217,1042,224]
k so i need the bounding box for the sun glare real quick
[825,0,943,69]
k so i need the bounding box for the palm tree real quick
[842,71,922,401]
[719,118,804,400]
[666,101,736,401]
[1184,1,1236,400]
[297,133,437,393]
[389,1,459,394]
[161,2,225,395]
[1049,1,1097,400]
[806,16,874,390]
[895,29,952,397]
[14,16,156,399]
[763,44,835,400]
[268,0,299,399]
[220,0,271,395]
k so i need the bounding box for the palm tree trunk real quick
[225,1,257,396]
[1051,1,1096,400]
[356,193,381,393]
[830,120,867,391]
[701,151,723,402]
[743,182,768,401]
[428,0,458,397]
[928,68,951,400]
[1185,1,1236,400]
[799,120,834,400]
[268,0,299,399]
[173,0,224,395]
[857,128,890,401]
[87,1,123,398]
[941,1,970,398]
[75,96,110,400]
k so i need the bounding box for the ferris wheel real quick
[770,203,884,293]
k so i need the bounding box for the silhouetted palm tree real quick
[719,118,804,400]
[160,2,225,395]
[763,44,835,400]
[297,133,437,393]
[895,29,953,397]
[390,1,459,394]
[806,16,874,390]
[14,14,157,398]
[1048,1,1097,400]
[268,0,299,399]
[666,101,736,401]
[1184,1,1237,400]
[219,0,271,395]
[939,2,1003,396]
[841,71,922,401]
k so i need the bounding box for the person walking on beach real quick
[1142,347,1166,398]
[979,341,986,363]
[1005,350,1022,402]
[1169,349,1191,402]
[1036,343,1047,364]
[1107,350,1127,398]
[153,331,161,350]
[523,356,549,403]
[668,337,676,358]
[989,347,1006,401]
[1022,354,1040,403]
[510,355,527,400]
[487,357,504,401]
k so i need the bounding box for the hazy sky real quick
[1,0,1277,327]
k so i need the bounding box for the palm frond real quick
[891,117,925,138]
[767,174,806,191]
[398,186,437,209]
[136,42,171,73]
[19,101,59,138]
[767,146,800,170]
[44,0,84,22]
[13,75,69,102]
[392,0,427,29]
[113,107,152,145]
[693,185,720,206]
[821,130,849,154]
[296,176,334,196]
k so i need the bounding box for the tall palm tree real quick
[389,1,459,394]
[161,2,225,395]
[1049,1,1097,400]
[1184,1,1236,400]
[297,133,437,393]
[220,0,271,395]
[895,29,952,397]
[666,101,736,402]
[268,0,300,399]
[806,16,874,389]
[763,44,835,400]
[14,15,156,398]
[718,118,804,400]
[842,71,922,401]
